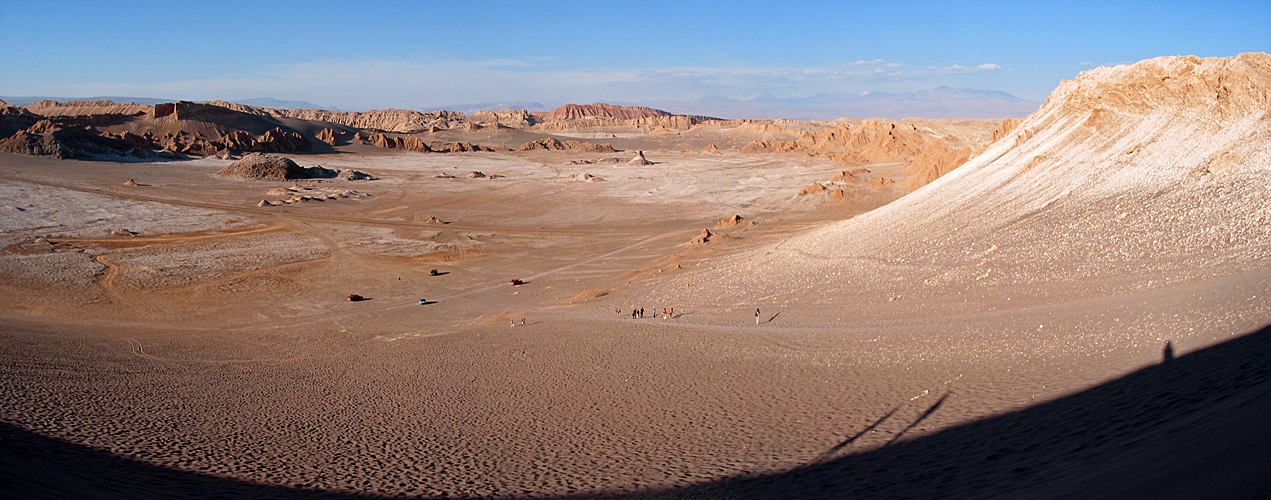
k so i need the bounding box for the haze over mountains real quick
[5,85,1038,121]
[636,86,1041,120]
[433,87,1039,120]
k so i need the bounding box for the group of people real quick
[618,307,674,319]
[611,307,764,323]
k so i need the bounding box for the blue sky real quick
[1,0,1266,110]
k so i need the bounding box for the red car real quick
[509,279,523,286]
[347,294,364,301]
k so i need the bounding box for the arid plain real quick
[2,54,1271,499]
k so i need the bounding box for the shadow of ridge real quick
[0,421,411,500]
[592,323,1271,500]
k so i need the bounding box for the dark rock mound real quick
[516,137,616,152]
[516,137,566,151]
[0,104,41,141]
[0,121,144,159]
[215,153,338,181]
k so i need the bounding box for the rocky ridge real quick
[1,94,1004,192]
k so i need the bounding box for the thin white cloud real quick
[475,58,531,68]
[924,63,1002,74]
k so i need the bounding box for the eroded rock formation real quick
[516,137,616,152]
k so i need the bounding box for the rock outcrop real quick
[714,215,753,229]
[898,142,975,190]
[516,137,616,152]
[316,128,342,146]
[753,120,938,164]
[628,150,652,165]
[216,153,339,181]
[365,134,432,152]
[832,168,869,184]
[0,121,143,159]
[797,183,828,197]
[336,169,376,180]
[470,109,539,128]
[534,103,716,132]
[432,142,505,152]
[255,127,312,152]
[0,103,41,140]
[23,99,151,117]
[990,118,1024,143]
[222,103,468,134]
[543,103,672,121]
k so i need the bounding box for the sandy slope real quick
[1,54,1269,499]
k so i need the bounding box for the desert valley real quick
[2,53,1270,499]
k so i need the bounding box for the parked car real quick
[509,279,524,286]
[347,294,364,301]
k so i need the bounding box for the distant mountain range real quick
[634,87,1041,121]
[230,97,330,110]
[0,96,331,111]
[3,87,1039,120]
[427,101,548,115]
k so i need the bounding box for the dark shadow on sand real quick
[596,323,1271,500]
[0,421,390,500]
[6,325,1271,499]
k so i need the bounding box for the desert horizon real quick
[2,5,1270,496]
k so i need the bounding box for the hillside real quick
[640,52,1271,309]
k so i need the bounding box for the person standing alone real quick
[755,308,761,325]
